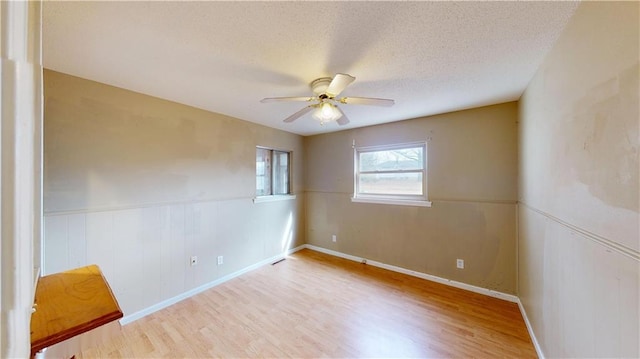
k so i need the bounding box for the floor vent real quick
[271,258,286,265]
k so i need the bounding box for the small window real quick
[256,147,291,197]
[352,142,431,207]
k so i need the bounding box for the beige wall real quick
[41,4,640,356]
[305,102,519,294]
[44,71,305,212]
[518,1,639,357]
[43,70,305,316]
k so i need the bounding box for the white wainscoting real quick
[518,204,639,358]
[44,196,304,317]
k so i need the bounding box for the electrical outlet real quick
[217,255,224,265]
[332,234,337,242]
[190,256,198,266]
[456,259,464,269]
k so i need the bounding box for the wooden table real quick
[30,265,123,358]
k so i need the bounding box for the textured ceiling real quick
[43,1,579,136]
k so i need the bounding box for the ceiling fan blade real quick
[339,97,395,107]
[261,96,315,103]
[283,106,314,123]
[325,73,355,97]
[335,106,350,126]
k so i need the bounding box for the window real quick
[352,142,431,207]
[255,147,295,202]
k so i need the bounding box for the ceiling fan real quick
[260,73,394,126]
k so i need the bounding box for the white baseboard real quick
[517,299,545,359]
[120,244,306,325]
[303,244,519,303]
[120,243,543,359]
[304,244,550,357]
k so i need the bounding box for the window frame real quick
[254,146,296,203]
[352,141,431,207]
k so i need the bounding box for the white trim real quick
[354,141,429,205]
[305,245,364,263]
[434,198,516,205]
[519,202,639,262]
[45,194,283,216]
[1,2,43,357]
[351,197,432,208]
[303,245,518,303]
[355,141,427,152]
[517,299,545,359]
[118,243,543,358]
[119,245,305,325]
[256,146,293,199]
[253,194,297,204]
[256,145,291,153]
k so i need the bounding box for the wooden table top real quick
[30,265,123,356]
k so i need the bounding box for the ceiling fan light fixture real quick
[260,73,392,127]
[312,102,342,124]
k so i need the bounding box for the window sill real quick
[253,194,297,204]
[351,197,432,207]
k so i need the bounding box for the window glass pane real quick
[359,172,423,195]
[256,148,271,196]
[359,147,423,172]
[272,151,289,195]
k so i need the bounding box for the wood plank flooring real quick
[78,249,537,358]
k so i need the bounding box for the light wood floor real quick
[79,249,537,358]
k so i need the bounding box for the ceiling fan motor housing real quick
[310,77,333,95]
